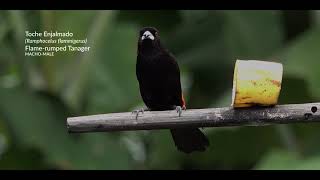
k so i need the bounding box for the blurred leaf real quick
[191,126,284,169]
[167,10,284,109]
[210,89,232,107]
[188,64,234,108]
[0,134,7,159]
[291,122,320,157]
[61,10,115,111]
[222,10,284,60]
[294,156,320,170]
[7,10,30,89]
[0,18,10,43]
[0,146,51,170]
[171,10,284,67]
[279,26,320,100]
[168,10,225,65]
[278,76,314,104]
[84,23,141,114]
[146,130,183,169]
[148,126,283,169]
[0,88,132,169]
[254,149,300,170]
[37,10,97,92]
[255,149,320,170]
[0,117,10,158]
[313,10,320,25]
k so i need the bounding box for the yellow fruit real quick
[231,60,283,108]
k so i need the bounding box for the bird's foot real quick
[132,108,148,119]
[175,105,186,117]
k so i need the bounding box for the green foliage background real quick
[0,10,319,169]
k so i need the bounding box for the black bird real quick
[134,27,209,153]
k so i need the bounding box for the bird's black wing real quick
[136,52,184,109]
[157,52,184,107]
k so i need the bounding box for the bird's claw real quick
[175,106,186,117]
[132,108,145,120]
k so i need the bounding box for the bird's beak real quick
[141,31,155,41]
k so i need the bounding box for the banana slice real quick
[231,60,283,108]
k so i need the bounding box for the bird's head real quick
[139,27,159,42]
[138,27,161,53]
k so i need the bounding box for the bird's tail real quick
[170,128,209,153]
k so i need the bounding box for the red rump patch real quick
[181,94,186,109]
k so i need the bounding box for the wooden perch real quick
[67,102,320,133]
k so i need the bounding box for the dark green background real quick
[0,10,319,169]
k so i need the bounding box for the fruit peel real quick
[231,60,283,108]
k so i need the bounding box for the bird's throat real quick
[139,40,158,57]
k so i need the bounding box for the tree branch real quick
[67,102,320,133]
